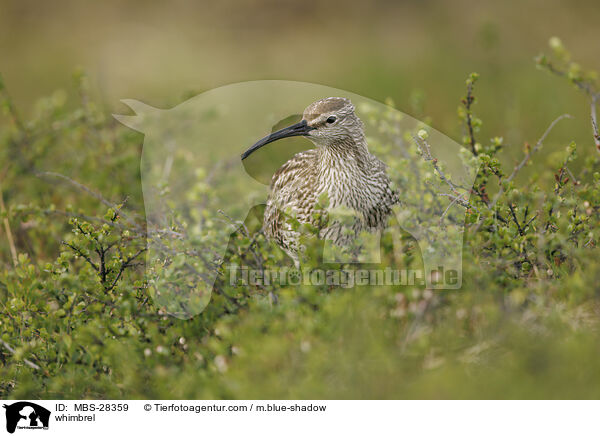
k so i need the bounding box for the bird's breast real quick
[317,165,382,213]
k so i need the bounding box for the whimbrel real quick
[242,97,398,263]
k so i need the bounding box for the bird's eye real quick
[326,116,337,124]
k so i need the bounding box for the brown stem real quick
[591,95,600,154]
[106,248,147,292]
[465,82,478,155]
[0,180,18,267]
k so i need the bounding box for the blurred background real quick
[1,0,599,150]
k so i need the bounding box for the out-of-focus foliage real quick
[1,39,600,399]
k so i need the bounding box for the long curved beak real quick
[241,120,314,160]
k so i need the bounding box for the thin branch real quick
[541,60,600,155]
[106,248,147,291]
[0,75,25,133]
[439,193,464,225]
[523,213,538,231]
[489,114,571,211]
[0,339,42,371]
[592,94,600,154]
[508,204,524,236]
[564,166,579,185]
[464,81,478,155]
[415,136,465,192]
[36,171,136,226]
[414,135,475,212]
[62,241,99,272]
[41,209,127,229]
[0,180,18,267]
[41,208,183,238]
[506,114,572,184]
[542,61,596,96]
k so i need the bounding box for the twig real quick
[62,241,99,271]
[564,166,579,185]
[0,180,18,267]
[0,339,41,371]
[491,114,571,210]
[106,248,147,291]
[415,136,466,192]
[542,60,600,155]
[523,213,538,231]
[439,194,463,225]
[0,74,25,133]
[438,193,478,213]
[42,209,126,228]
[508,204,524,236]
[592,94,600,154]
[506,114,572,184]
[542,61,596,96]
[464,80,478,155]
[41,209,182,240]
[36,172,136,226]
[507,203,537,267]
[414,135,475,212]
[554,166,568,195]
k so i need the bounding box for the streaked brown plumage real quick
[242,97,398,263]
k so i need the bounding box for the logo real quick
[114,81,480,318]
[2,402,50,433]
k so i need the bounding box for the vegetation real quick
[1,39,600,399]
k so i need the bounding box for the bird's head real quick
[241,97,363,160]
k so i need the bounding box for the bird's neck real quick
[316,137,370,173]
[314,138,376,209]
[315,138,373,203]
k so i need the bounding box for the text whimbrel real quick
[242,97,398,263]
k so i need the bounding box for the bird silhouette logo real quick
[2,402,51,433]
[115,80,480,318]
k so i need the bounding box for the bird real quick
[241,97,398,264]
